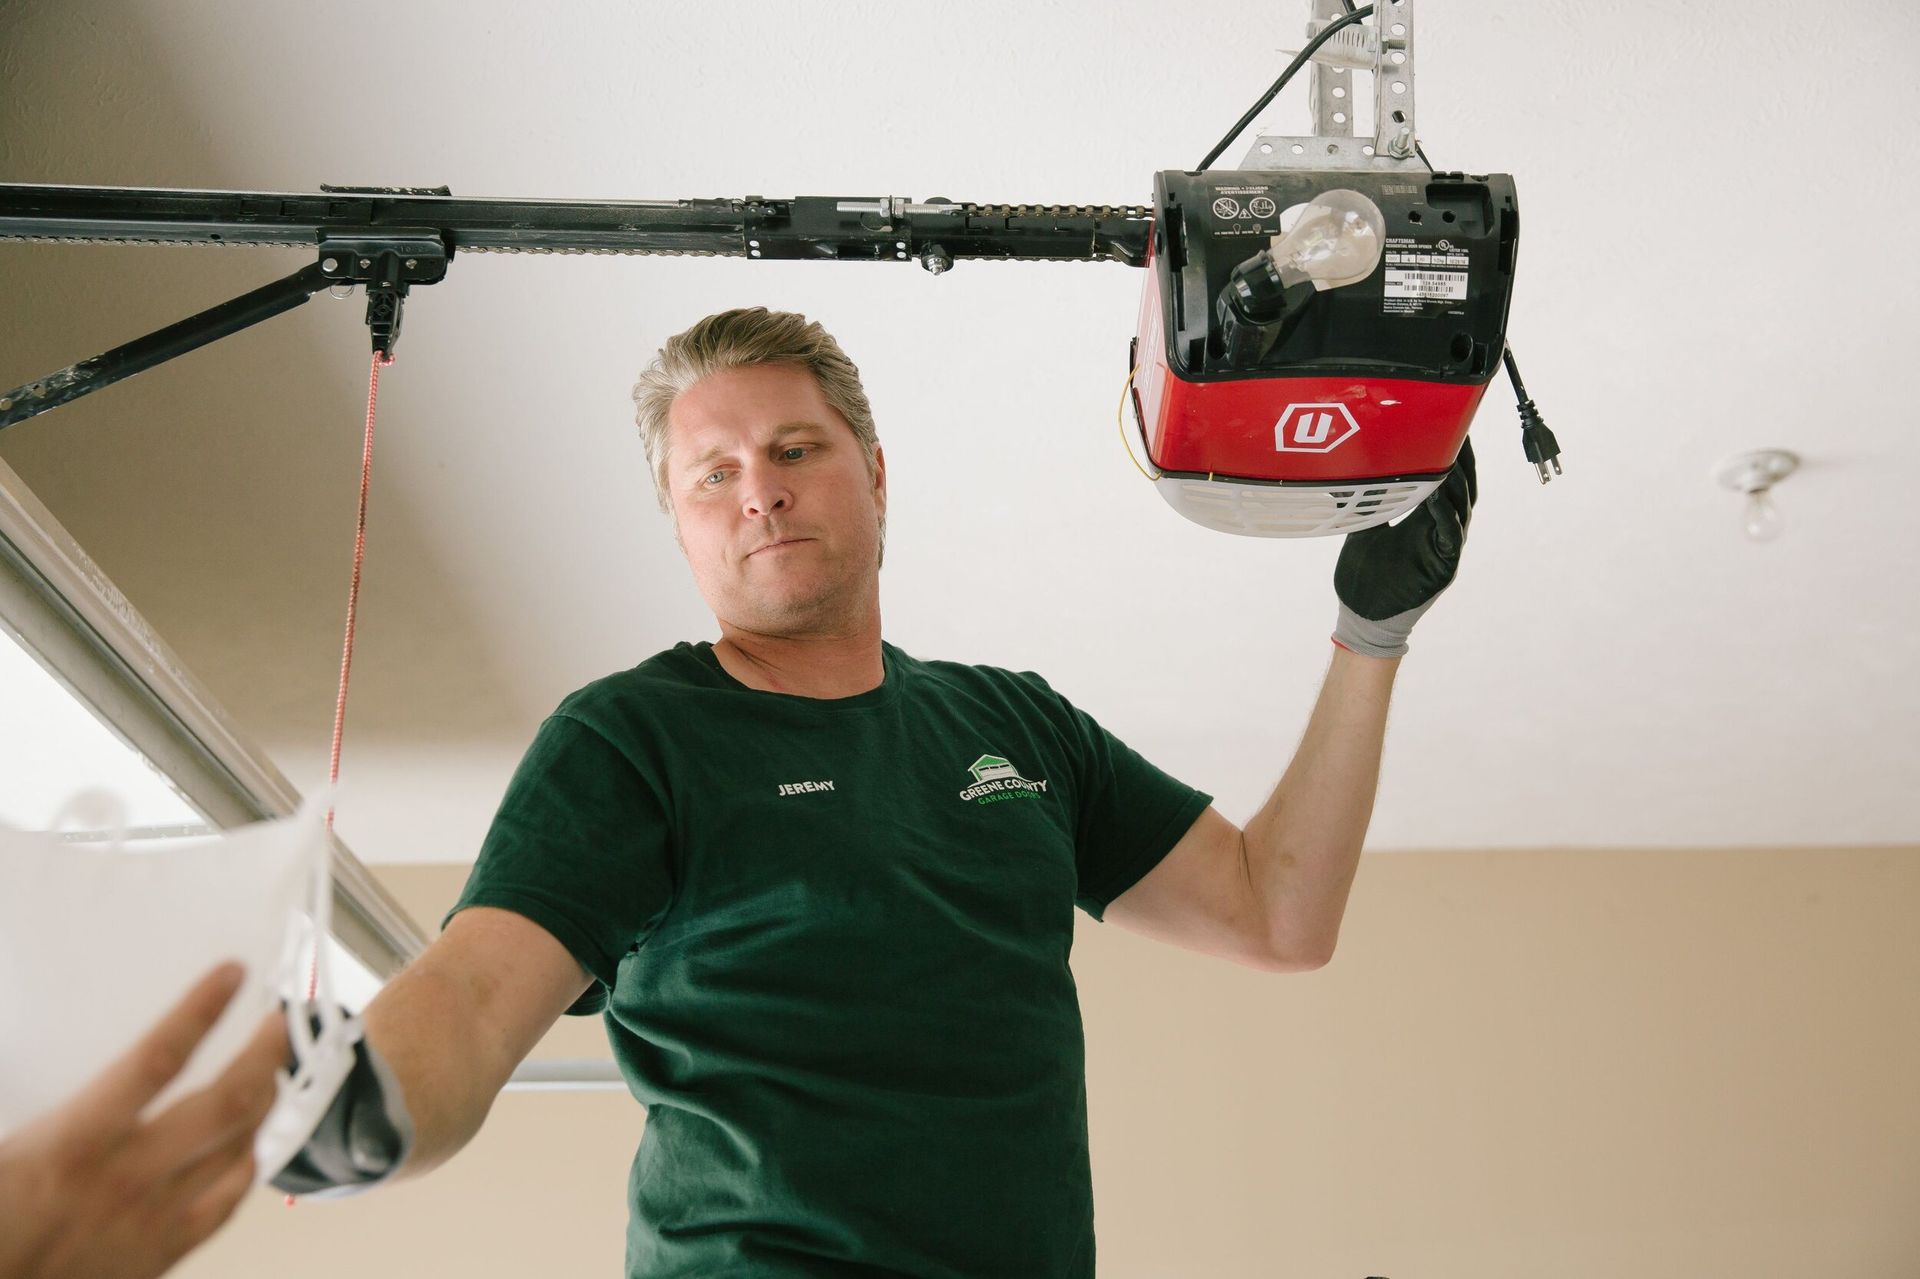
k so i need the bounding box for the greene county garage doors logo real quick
[959,754,1050,805]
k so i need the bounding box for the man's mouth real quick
[751,538,811,556]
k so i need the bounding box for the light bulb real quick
[1268,189,1386,290]
[1743,489,1784,542]
[1714,450,1801,544]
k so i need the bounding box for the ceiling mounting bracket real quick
[1240,0,1428,175]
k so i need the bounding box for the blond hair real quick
[631,308,881,517]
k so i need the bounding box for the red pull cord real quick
[287,347,390,1206]
[311,346,390,991]
[326,353,391,834]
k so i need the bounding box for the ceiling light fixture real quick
[1713,449,1800,543]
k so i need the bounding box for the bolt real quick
[323,257,338,271]
[359,258,370,268]
[30,384,47,398]
[0,398,12,410]
[405,258,417,269]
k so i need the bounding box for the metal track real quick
[0,184,1154,269]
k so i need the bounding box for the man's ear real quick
[872,443,887,514]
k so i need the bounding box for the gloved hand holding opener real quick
[1332,436,1478,659]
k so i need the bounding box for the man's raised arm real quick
[1249,439,1479,965]
[274,905,592,1193]
[1242,645,1399,967]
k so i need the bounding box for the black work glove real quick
[268,1007,414,1199]
[1331,436,1477,659]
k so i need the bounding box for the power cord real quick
[1196,4,1376,171]
[1503,346,1561,483]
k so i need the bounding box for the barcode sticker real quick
[1384,268,1468,301]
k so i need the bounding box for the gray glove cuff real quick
[1331,599,1432,659]
[268,1011,415,1199]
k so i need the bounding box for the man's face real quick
[665,362,886,636]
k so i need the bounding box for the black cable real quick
[1502,346,1528,401]
[1504,345,1562,482]
[1196,4,1376,172]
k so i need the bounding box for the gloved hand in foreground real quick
[1332,436,1478,659]
[267,1006,413,1199]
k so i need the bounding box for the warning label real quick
[1205,184,1280,236]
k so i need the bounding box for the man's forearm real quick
[359,960,504,1182]
[1243,644,1400,967]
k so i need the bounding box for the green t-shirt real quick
[446,639,1212,1278]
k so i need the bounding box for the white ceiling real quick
[3,0,1916,864]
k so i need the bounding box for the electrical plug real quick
[1516,395,1561,484]
[1500,345,1562,485]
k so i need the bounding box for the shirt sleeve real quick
[1022,675,1214,921]
[443,712,677,1016]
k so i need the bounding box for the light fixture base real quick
[1713,449,1800,494]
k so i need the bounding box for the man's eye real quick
[702,471,725,486]
[782,446,808,460]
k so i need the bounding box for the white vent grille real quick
[1155,474,1442,538]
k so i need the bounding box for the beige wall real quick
[175,846,1920,1279]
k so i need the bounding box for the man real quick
[284,306,1477,1275]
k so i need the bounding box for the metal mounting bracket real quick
[1240,0,1428,174]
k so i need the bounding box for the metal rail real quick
[0,182,1155,432]
[0,182,1151,264]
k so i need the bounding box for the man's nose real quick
[738,462,793,518]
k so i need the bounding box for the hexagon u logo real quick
[1274,403,1360,453]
